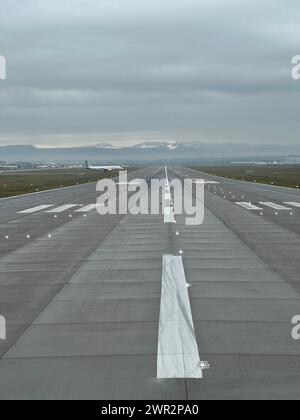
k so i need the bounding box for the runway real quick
[0,166,299,400]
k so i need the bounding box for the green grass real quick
[0,168,130,198]
[193,165,300,189]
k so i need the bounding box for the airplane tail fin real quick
[84,160,89,169]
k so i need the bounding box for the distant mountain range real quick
[1,141,300,163]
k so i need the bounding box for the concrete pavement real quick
[0,166,299,399]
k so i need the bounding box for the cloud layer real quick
[0,0,300,146]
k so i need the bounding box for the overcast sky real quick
[0,0,300,147]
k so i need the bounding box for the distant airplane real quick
[84,161,123,172]
[0,165,18,170]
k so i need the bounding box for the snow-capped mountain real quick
[1,141,300,163]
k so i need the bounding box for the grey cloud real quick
[0,0,300,146]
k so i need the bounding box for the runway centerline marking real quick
[157,255,203,379]
[163,207,176,223]
[18,205,54,214]
[163,166,176,223]
[46,204,79,213]
[235,202,263,210]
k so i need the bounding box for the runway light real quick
[290,212,294,216]
[275,212,278,216]
[48,234,52,238]
[260,212,264,216]
[68,214,72,218]
[179,250,184,255]
[83,214,87,217]
[176,231,180,236]
[5,235,9,239]
[26,234,31,239]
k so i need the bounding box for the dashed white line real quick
[283,202,300,208]
[74,204,103,213]
[18,205,54,214]
[235,202,263,210]
[259,202,292,210]
[193,179,219,184]
[163,207,176,223]
[46,204,79,213]
[163,166,176,223]
[157,255,203,379]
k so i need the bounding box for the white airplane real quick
[84,161,123,172]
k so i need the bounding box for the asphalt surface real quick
[0,166,299,400]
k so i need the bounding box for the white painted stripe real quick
[74,204,95,213]
[163,166,175,222]
[259,202,292,210]
[74,204,105,212]
[157,255,202,379]
[18,205,54,214]
[116,182,142,185]
[164,165,169,181]
[193,180,219,184]
[163,207,175,223]
[235,202,263,210]
[283,202,300,208]
[46,204,79,213]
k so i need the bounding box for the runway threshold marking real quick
[194,179,219,184]
[259,202,292,210]
[74,204,104,213]
[45,204,79,213]
[157,255,203,379]
[235,202,262,210]
[283,202,300,208]
[18,205,54,214]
